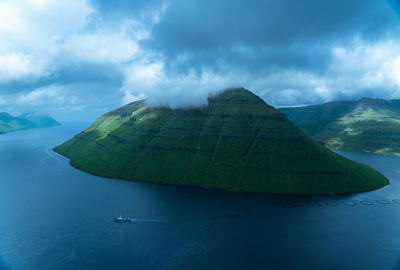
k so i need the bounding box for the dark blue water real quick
[1,124,400,270]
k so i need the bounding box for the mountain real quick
[20,112,61,128]
[0,112,60,134]
[54,88,388,194]
[280,98,400,156]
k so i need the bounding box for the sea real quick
[1,123,400,270]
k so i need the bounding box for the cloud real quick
[326,40,400,98]
[122,37,400,108]
[119,0,400,108]
[64,30,140,64]
[147,0,398,73]
[17,85,68,106]
[121,60,241,107]
[0,52,51,82]
[2,0,400,118]
[0,0,93,81]
[0,0,156,81]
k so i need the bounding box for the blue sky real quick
[1,0,400,121]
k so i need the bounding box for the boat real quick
[114,216,133,223]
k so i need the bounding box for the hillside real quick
[280,98,400,155]
[0,112,60,134]
[54,88,388,195]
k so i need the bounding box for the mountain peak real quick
[0,112,14,122]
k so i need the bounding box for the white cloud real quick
[64,30,140,64]
[0,52,51,81]
[387,55,400,92]
[329,40,400,97]
[121,61,238,108]
[17,85,65,106]
[122,92,148,105]
[0,0,93,81]
[0,0,154,83]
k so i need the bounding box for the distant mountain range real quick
[54,88,387,195]
[0,112,60,134]
[280,98,400,156]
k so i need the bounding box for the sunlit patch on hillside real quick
[376,147,400,156]
[130,106,148,119]
[342,127,362,136]
[132,107,160,123]
[339,106,400,125]
[85,115,127,140]
[325,138,343,148]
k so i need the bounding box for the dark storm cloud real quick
[145,0,398,74]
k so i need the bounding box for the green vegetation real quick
[0,112,60,134]
[54,88,388,194]
[280,98,400,156]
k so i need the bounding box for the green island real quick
[0,112,60,134]
[54,88,388,194]
[280,98,400,156]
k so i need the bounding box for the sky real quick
[1,0,400,121]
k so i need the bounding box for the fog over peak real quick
[1,0,400,121]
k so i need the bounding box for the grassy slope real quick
[55,89,388,194]
[0,112,60,134]
[280,98,400,155]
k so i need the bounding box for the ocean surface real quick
[1,124,400,270]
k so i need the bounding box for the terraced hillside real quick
[0,112,60,134]
[54,88,388,194]
[280,98,400,155]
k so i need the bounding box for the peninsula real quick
[0,112,60,134]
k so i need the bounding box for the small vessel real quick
[114,216,133,223]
